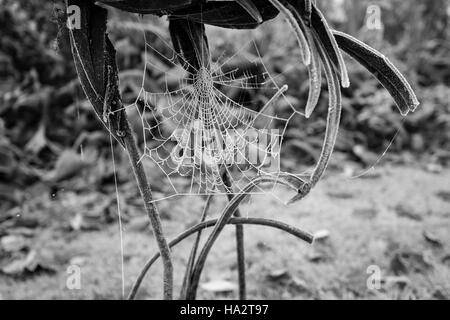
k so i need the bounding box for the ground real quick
[1,163,449,300]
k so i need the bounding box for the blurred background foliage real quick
[0,0,449,195]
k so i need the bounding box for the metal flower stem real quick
[122,121,174,300]
[222,171,247,300]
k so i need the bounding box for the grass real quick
[1,163,448,299]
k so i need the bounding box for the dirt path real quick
[1,164,449,299]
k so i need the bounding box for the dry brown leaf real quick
[200,280,237,293]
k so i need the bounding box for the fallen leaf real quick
[313,229,330,241]
[435,191,450,203]
[442,255,450,267]
[390,251,433,275]
[266,269,291,282]
[425,163,443,174]
[384,276,411,286]
[69,256,87,266]
[1,250,56,276]
[3,214,40,229]
[394,204,423,221]
[5,227,36,238]
[433,290,448,300]
[422,230,443,247]
[306,250,326,263]
[0,235,28,252]
[69,213,83,231]
[69,213,101,232]
[127,216,150,232]
[256,241,272,252]
[201,280,237,293]
[45,149,88,182]
[289,277,310,294]
[24,124,47,155]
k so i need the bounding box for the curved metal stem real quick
[222,172,247,300]
[179,195,213,299]
[128,217,313,300]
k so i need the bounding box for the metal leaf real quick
[333,30,419,115]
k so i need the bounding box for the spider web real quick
[115,15,306,202]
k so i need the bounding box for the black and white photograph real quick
[0,0,449,305]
